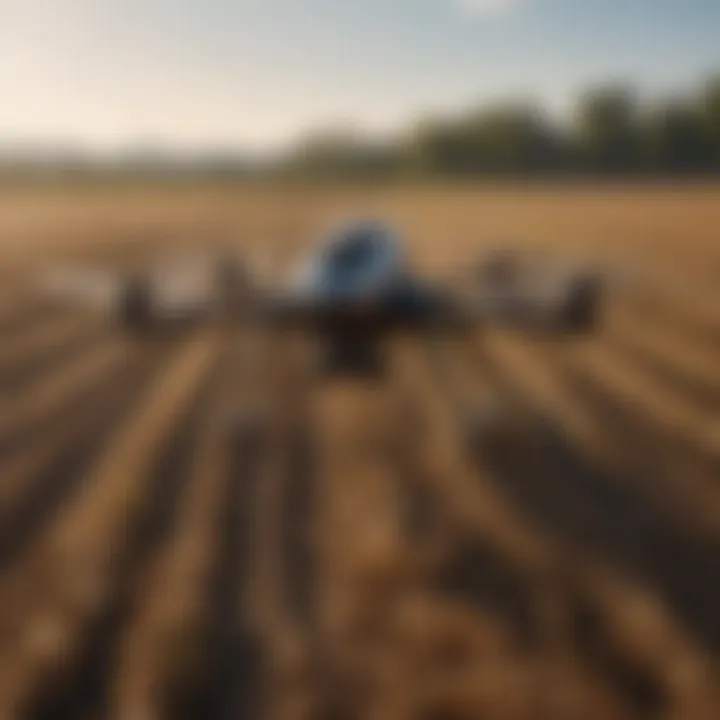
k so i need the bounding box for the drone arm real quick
[458,272,603,335]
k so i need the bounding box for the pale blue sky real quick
[1,0,718,151]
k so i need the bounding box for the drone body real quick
[42,220,602,376]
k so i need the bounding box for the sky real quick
[1,0,719,152]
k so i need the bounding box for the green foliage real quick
[406,104,566,175]
[643,99,708,171]
[281,126,403,179]
[278,72,720,179]
[573,85,641,172]
[699,76,720,162]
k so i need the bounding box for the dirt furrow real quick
[603,320,720,414]
[0,331,219,718]
[421,331,500,432]
[107,380,238,719]
[0,313,95,371]
[192,330,312,720]
[0,336,128,454]
[186,395,268,720]
[620,273,720,350]
[478,333,720,666]
[561,338,719,471]
[107,330,307,720]
[392,340,616,720]
[306,364,418,719]
[0,296,65,339]
[0,341,168,573]
[242,337,320,720]
[604,309,720,414]
[477,331,720,529]
[35,352,225,720]
[393,339,717,720]
[0,313,106,394]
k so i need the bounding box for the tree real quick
[574,85,641,173]
[407,103,563,176]
[463,103,564,173]
[406,117,480,175]
[644,98,707,172]
[274,71,720,180]
[699,75,720,167]
[283,126,401,178]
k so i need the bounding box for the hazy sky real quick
[1,0,718,151]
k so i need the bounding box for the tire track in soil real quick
[393,339,717,720]
[0,338,172,574]
[0,331,219,719]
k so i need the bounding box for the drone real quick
[39,220,603,376]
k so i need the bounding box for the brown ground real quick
[0,184,718,720]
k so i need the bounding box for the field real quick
[0,184,718,719]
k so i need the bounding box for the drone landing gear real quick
[118,274,155,334]
[318,338,386,379]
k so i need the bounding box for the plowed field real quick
[0,185,718,720]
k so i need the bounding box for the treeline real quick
[2,73,719,183]
[280,74,720,178]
